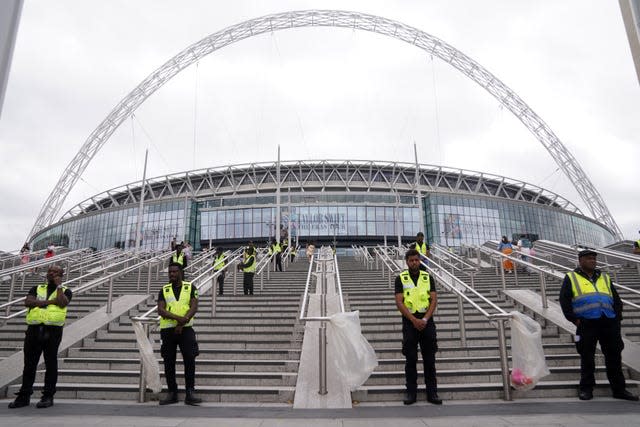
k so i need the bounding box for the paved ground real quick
[1,398,639,426]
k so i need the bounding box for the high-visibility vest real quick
[243,253,256,273]
[399,270,431,313]
[567,271,615,320]
[26,284,68,326]
[213,253,225,271]
[414,242,428,256]
[159,282,195,329]
[274,243,281,253]
[172,252,185,267]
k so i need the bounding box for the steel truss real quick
[29,10,622,239]
[59,160,582,220]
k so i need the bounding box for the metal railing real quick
[130,247,245,402]
[377,249,515,401]
[0,250,171,323]
[298,247,345,394]
[479,245,640,311]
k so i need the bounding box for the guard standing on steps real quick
[157,263,202,406]
[559,249,638,402]
[237,242,256,295]
[212,248,226,295]
[9,265,72,409]
[394,249,442,405]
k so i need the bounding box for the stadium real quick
[30,159,616,252]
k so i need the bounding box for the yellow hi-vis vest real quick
[567,271,615,319]
[172,252,185,267]
[414,242,428,256]
[159,282,195,329]
[400,270,431,313]
[26,284,68,326]
[243,253,256,273]
[213,253,225,271]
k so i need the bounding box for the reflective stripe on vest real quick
[568,271,615,319]
[243,254,256,273]
[159,282,195,329]
[213,254,225,271]
[26,284,68,326]
[172,253,185,266]
[400,270,431,313]
[415,242,428,256]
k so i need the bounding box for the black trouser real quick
[160,327,199,392]
[216,271,225,295]
[575,316,626,393]
[275,253,282,272]
[243,272,254,295]
[18,325,63,398]
[402,316,438,394]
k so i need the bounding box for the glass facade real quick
[32,190,615,251]
[425,193,614,248]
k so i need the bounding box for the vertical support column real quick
[496,317,512,401]
[138,322,149,403]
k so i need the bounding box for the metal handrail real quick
[0,250,171,321]
[298,248,346,395]
[480,246,640,310]
[377,250,514,401]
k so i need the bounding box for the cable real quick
[132,113,170,170]
[193,61,199,170]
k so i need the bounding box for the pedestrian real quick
[213,248,226,295]
[633,232,640,255]
[410,232,430,269]
[170,244,187,269]
[394,249,442,405]
[157,263,202,405]
[497,236,514,273]
[306,241,315,262]
[559,249,638,401]
[8,265,72,409]
[237,243,256,295]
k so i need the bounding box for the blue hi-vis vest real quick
[568,271,615,320]
[400,270,431,313]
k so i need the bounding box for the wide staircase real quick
[341,251,640,402]
[11,255,311,403]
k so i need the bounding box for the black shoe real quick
[184,389,202,406]
[159,391,179,405]
[613,390,639,401]
[8,396,30,409]
[427,393,443,405]
[36,396,53,408]
[578,390,593,401]
[403,392,417,405]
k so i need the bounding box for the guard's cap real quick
[578,249,597,258]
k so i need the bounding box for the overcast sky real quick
[1,0,638,251]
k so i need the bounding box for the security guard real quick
[237,243,256,295]
[213,248,226,295]
[410,232,430,270]
[157,263,202,405]
[394,249,442,405]
[273,241,282,272]
[559,249,638,401]
[9,265,72,409]
[170,244,187,269]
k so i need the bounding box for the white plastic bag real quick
[132,321,163,394]
[509,311,550,390]
[328,311,378,391]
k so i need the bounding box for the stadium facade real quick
[29,160,616,251]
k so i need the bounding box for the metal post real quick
[211,276,217,317]
[260,271,264,293]
[20,271,26,291]
[496,317,512,401]
[319,324,328,395]
[233,265,237,296]
[6,274,16,316]
[540,273,548,309]
[457,294,466,347]
[138,322,149,403]
[500,258,506,290]
[137,264,142,291]
[147,261,152,294]
[513,259,519,286]
[107,277,114,313]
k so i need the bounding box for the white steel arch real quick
[28,9,623,239]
